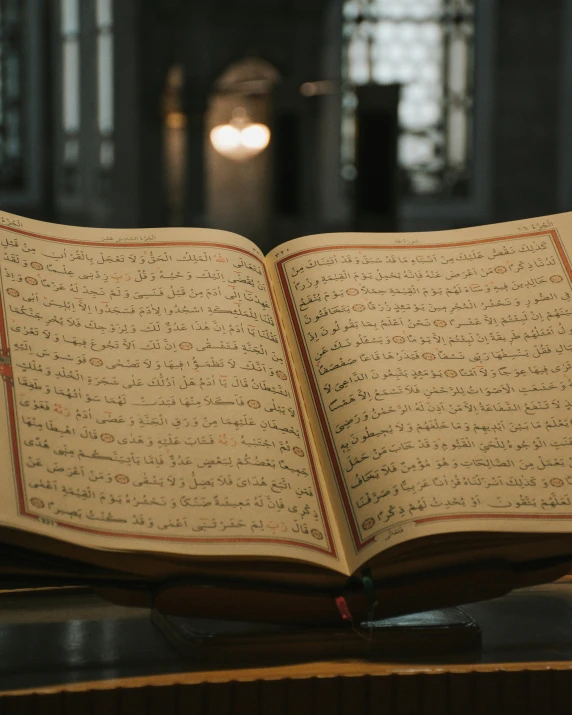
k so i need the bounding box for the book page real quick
[0,212,346,573]
[268,213,572,571]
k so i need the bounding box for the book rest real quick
[149,607,482,665]
[96,554,572,624]
[92,555,572,665]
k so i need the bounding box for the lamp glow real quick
[241,123,270,150]
[210,107,270,161]
[211,124,241,151]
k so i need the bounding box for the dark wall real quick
[492,0,563,221]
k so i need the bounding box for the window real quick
[342,0,475,196]
[60,0,80,188]
[96,0,114,170]
[0,0,24,189]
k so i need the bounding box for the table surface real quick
[1,581,572,697]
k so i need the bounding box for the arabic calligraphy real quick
[0,231,330,549]
[282,233,572,545]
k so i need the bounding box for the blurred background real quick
[0,0,571,254]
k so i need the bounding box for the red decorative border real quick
[276,228,572,552]
[0,224,337,558]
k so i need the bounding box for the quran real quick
[1,209,572,621]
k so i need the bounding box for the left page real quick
[0,212,347,573]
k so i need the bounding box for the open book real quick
[1,210,572,619]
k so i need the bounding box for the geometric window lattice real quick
[0,0,24,189]
[342,0,475,196]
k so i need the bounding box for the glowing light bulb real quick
[210,125,242,154]
[240,123,270,151]
[210,108,271,161]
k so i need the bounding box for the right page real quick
[267,213,572,572]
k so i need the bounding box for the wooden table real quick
[1,582,572,713]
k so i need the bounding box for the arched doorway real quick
[206,58,279,250]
